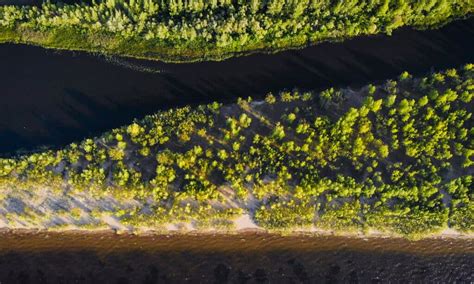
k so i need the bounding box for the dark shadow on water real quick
[0,18,473,155]
[0,250,472,283]
[0,233,472,283]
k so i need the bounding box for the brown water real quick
[1,18,473,155]
[0,231,472,283]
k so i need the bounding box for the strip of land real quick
[0,1,472,62]
[0,64,473,239]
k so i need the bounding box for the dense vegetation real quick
[0,0,472,61]
[0,64,473,237]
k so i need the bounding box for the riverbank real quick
[0,184,471,240]
[0,185,472,240]
[1,218,473,240]
[1,65,473,239]
[0,1,471,63]
[0,17,466,63]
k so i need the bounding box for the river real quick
[0,231,472,283]
[0,18,473,155]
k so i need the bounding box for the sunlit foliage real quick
[0,0,471,61]
[0,64,473,237]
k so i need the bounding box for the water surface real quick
[0,232,472,283]
[0,18,473,155]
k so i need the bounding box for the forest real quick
[0,0,472,61]
[0,64,472,237]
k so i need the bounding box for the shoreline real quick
[1,221,473,240]
[0,15,471,64]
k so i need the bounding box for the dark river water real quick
[0,232,472,283]
[0,18,473,155]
